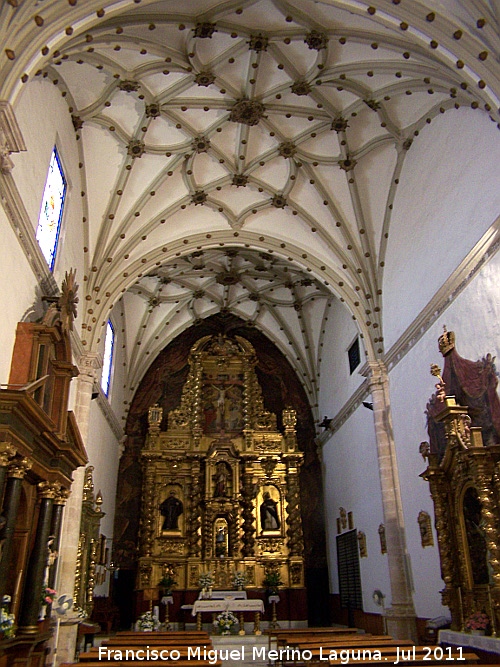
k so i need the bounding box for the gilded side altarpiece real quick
[422,330,500,633]
[137,335,304,592]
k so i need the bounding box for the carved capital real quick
[54,487,71,505]
[77,352,102,380]
[365,360,389,388]
[0,442,16,466]
[0,101,26,174]
[38,480,61,499]
[8,457,32,478]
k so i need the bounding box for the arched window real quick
[101,320,115,397]
[35,147,67,270]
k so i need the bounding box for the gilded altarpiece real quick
[422,330,500,633]
[137,335,304,593]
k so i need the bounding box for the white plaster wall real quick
[85,401,121,595]
[0,208,37,384]
[318,297,366,420]
[383,107,500,350]
[322,406,392,612]
[11,78,86,295]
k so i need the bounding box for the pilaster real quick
[55,352,100,665]
[366,360,417,640]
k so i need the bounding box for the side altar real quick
[136,334,305,606]
[421,329,500,634]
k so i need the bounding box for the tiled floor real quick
[211,635,270,667]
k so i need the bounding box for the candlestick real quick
[457,586,464,631]
[488,588,496,637]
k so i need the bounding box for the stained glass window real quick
[36,147,67,270]
[101,320,115,397]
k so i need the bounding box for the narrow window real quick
[101,320,115,397]
[348,337,360,374]
[36,147,67,270]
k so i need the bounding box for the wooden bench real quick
[62,662,221,667]
[278,634,397,648]
[79,647,210,661]
[113,630,209,639]
[325,651,478,667]
[270,627,359,651]
[102,637,212,646]
[288,639,413,652]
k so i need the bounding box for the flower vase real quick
[208,587,213,599]
[471,630,485,636]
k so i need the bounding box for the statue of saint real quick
[159,491,183,531]
[260,492,280,531]
[213,462,230,497]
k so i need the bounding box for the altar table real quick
[439,629,500,655]
[192,598,265,634]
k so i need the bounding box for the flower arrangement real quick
[41,587,57,605]
[0,596,15,639]
[263,570,283,594]
[232,571,247,590]
[198,572,214,589]
[465,611,489,632]
[213,610,238,635]
[136,611,160,631]
[158,574,177,595]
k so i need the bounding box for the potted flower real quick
[158,574,177,597]
[0,596,16,639]
[198,572,214,598]
[232,571,247,591]
[465,611,489,635]
[213,610,238,635]
[136,611,160,632]
[263,570,282,596]
[41,587,57,606]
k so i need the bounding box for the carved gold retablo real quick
[138,334,304,593]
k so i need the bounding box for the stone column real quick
[367,361,417,640]
[18,482,59,634]
[55,352,100,665]
[0,457,32,603]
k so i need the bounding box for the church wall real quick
[388,247,500,620]
[383,107,500,350]
[318,297,366,419]
[0,207,37,384]
[322,406,391,613]
[85,402,121,596]
[10,78,86,290]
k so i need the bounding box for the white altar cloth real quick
[192,598,264,615]
[199,590,247,600]
[439,629,500,655]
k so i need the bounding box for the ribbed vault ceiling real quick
[2,0,499,413]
